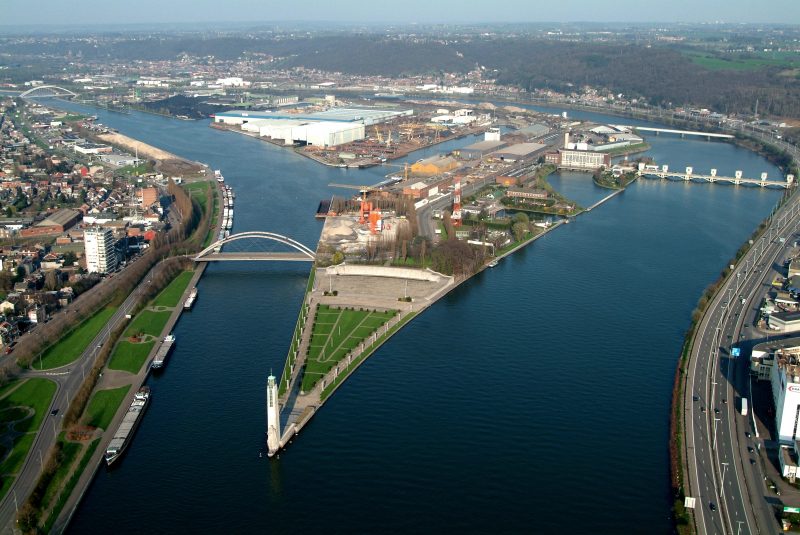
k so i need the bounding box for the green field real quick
[123,310,172,338]
[152,271,193,308]
[301,306,396,391]
[0,378,57,501]
[84,385,131,429]
[185,181,216,247]
[684,49,800,71]
[34,307,118,370]
[108,340,155,374]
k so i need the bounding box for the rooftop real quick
[492,142,547,157]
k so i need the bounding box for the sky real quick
[5,0,800,26]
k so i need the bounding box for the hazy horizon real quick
[6,0,800,27]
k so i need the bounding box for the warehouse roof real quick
[461,140,506,152]
[38,208,80,227]
[491,142,547,157]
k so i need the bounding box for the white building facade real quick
[772,352,800,443]
[84,227,117,274]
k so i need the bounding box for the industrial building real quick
[84,226,118,274]
[517,123,550,139]
[546,149,610,170]
[459,140,506,160]
[410,155,460,176]
[769,311,800,333]
[213,107,413,148]
[489,143,547,162]
[20,208,81,238]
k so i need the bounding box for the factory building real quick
[489,143,547,162]
[410,155,460,176]
[459,140,506,160]
[213,107,411,148]
[547,149,610,170]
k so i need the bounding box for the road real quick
[686,192,800,535]
[0,262,162,532]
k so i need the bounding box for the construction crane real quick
[328,183,382,233]
[380,162,410,182]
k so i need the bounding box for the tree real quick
[513,212,530,225]
[512,222,528,242]
[44,270,60,291]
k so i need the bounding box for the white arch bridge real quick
[19,85,78,99]
[194,231,316,262]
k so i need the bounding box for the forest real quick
[4,33,800,118]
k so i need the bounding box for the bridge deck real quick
[194,252,314,262]
[614,125,734,139]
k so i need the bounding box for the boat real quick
[151,334,176,370]
[184,287,198,310]
[214,169,225,183]
[104,386,150,466]
[488,260,499,268]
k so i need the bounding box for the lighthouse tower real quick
[266,375,281,457]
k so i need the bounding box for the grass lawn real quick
[321,311,418,401]
[84,385,131,430]
[0,378,57,433]
[152,271,193,308]
[301,306,396,391]
[108,341,155,374]
[34,307,118,370]
[124,310,172,338]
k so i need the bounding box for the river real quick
[39,99,783,533]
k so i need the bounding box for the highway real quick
[686,192,800,535]
[0,262,162,533]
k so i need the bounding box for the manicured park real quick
[34,307,118,370]
[123,310,173,338]
[108,340,155,374]
[301,305,396,391]
[152,271,193,308]
[0,378,57,500]
[84,385,131,430]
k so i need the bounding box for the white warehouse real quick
[214,107,411,148]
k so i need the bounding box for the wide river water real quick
[42,99,785,533]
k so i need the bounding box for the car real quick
[693,395,700,401]
[751,458,756,465]
[50,408,58,416]
[723,398,727,404]
[715,408,720,414]
[709,502,716,512]
[748,446,755,453]
[745,431,751,438]
[701,406,706,413]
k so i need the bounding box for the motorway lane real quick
[687,196,800,534]
[0,266,160,532]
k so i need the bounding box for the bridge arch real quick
[194,231,316,261]
[19,85,78,99]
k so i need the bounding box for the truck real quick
[741,397,749,416]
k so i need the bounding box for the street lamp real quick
[713,417,722,450]
[721,462,729,499]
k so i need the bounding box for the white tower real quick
[266,375,281,456]
[84,226,118,274]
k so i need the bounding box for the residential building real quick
[84,226,117,274]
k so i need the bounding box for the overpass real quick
[193,231,316,262]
